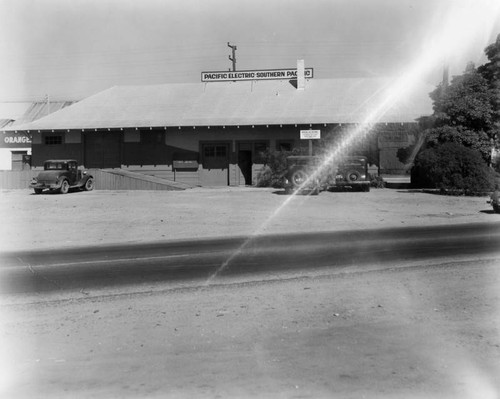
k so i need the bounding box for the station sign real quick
[300,129,321,139]
[0,132,32,148]
[201,68,314,82]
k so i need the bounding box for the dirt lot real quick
[0,187,498,252]
[1,187,500,398]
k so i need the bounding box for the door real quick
[10,151,27,171]
[200,143,229,186]
[238,147,252,185]
[84,132,121,168]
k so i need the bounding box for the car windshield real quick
[341,159,366,167]
[44,162,67,170]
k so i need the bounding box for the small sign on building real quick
[300,129,321,140]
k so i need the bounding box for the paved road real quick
[1,222,500,294]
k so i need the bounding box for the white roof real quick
[6,78,434,131]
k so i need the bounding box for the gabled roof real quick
[10,101,76,127]
[4,78,434,131]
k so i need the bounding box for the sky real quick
[0,0,499,117]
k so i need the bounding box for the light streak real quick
[205,0,500,284]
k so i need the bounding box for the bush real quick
[255,149,298,188]
[370,174,386,188]
[425,125,492,163]
[411,142,496,194]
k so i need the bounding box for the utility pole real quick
[442,64,449,88]
[227,42,237,71]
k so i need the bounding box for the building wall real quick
[32,130,83,165]
[375,123,422,174]
[29,123,422,186]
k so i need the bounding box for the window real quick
[204,145,227,159]
[45,162,65,170]
[45,135,62,145]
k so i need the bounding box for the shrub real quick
[411,142,496,194]
[255,149,298,188]
[370,174,386,188]
[425,125,492,163]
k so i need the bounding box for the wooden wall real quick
[0,169,187,191]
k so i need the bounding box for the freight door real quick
[200,143,229,186]
[84,132,121,168]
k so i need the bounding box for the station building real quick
[3,69,433,187]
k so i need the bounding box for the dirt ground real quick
[0,187,498,252]
[2,258,500,398]
[1,187,500,398]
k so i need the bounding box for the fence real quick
[0,169,190,191]
[0,171,38,189]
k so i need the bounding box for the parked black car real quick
[488,190,500,213]
[283,155,371,194]
[30,160,94,194]
[333,156,371,192]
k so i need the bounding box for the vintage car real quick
[488,190,500,213]
[30,159,94,194]
[283,155,325,195]
[333,156,371,192]
[283,155,371,194]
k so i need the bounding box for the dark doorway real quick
[84,132,121,168]
[238,150,252,185]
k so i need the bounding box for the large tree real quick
[478,33,500,149]
[425,62,496,162]
[422,35,500,163]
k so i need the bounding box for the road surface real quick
[1,222,500,295]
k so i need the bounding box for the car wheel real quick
[84,178,94,191]
[346,170,361,182]
[362,184,371,192]
[34,188,43,194]
[291,169,309,188]
[59,179,69,194]
[493,203,500,213]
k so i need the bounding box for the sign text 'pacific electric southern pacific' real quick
[201,68,313,82]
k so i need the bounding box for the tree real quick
[430,63,495,131]
[423,41,499,164]
[478,33,500,149]
[411,35,500,191]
